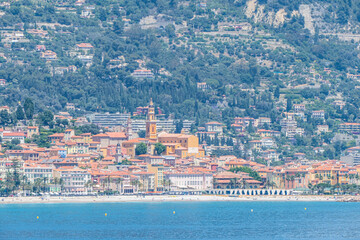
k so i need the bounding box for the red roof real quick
[205,121,222,125]
[48,133,65,138]
[106,132,127,139]
[76,43,93,48]
[3,132,25,137]
[246,179,262,184]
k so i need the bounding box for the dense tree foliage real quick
[135,142,147,155]
[0,0,358,130]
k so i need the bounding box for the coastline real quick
[0,195,353,204]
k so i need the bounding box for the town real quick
[2,0,360,239]
[0,98,359,197]
[0,0,359,198]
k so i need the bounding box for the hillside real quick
[0,0,359,127]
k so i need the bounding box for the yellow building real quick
[80,133,92,143]
[138,98,205,158]
[147,164,164,192]
[65,142,76,154]
[257,129,272,137]
[71,136,84,143]
[27,126,39,138]
[157,132,204,158]
[310,164,349,185]
[249,140,262,151]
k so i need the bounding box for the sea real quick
[0,201,359,240]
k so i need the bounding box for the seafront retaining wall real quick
[207,189,292,196]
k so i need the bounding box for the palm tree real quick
[290,176,295,189]
[264,179,270,189]
[102,176,111,194]
[167,179,172,192]
[0,180,4,196]
[11,159,21,193]
[230,178,237,189]
[5,171,15,196]
[138,182,143,193]
[211,178,217,189]
[242,178,247,189]
[265,179,276,189]
[59,178,64,193]
[165,179,172,192]
[130,179,140,193]
[139,177,148,193]
[85,180,93,194]
[42,177,48,194]
[114,178,123,195]
[52,177,61,193]
[308,183,313,194]
[101,178,107,193]
[107,176,111,192]
[33,178,43,194]
[162,179,169,192]
[285,175,291,189]
[20,175,29,196]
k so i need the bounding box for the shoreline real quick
[0,195,355,204]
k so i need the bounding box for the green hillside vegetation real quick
[0,0,359,128]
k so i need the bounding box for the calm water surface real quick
[0,201,359,240]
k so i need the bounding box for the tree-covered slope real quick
[0,0,359,125]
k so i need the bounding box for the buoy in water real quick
[37,216,39,219]
[105,213,107,216]
[251,209,253,212]
[173,211,175,214]
[304,208,307,210]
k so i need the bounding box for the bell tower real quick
[146,98,157,140]
[126,118,133,140]
[115,143,122,163]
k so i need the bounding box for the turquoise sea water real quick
[1,201,360,240]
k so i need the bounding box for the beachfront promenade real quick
[0,194,342,204]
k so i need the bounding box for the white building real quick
[280,118,297,130]
[261,137,275,149]
[205,122,223,134]
[131,69,154,79]
[53,167,91,195]
[317,125,329,134]
[293,104,306,112]
[24,163,54,183]
[0,159,24,180]
[263,149,279,162]
[312,110,325,120]
[256,117,271,127]
[165,169,213,191]
[285,127,304,138]
[1,31,29,43]
[3,132,26,143]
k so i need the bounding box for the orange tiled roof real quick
[76,43,93,48]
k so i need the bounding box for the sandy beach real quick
[0,194,354,204]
